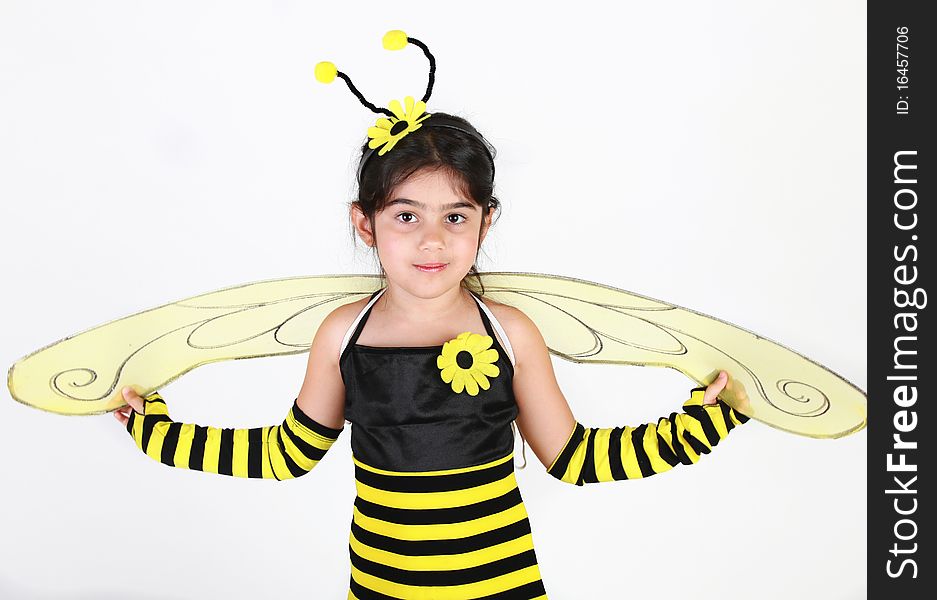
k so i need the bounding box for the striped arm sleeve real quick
[546,387,749,486]
[126,392,343,480]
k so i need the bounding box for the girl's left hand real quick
[702,371,729,405]
[113,386,145,427]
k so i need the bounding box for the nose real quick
[419,221,446,251]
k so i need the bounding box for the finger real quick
[704,371,728,404]
[121,387,144,414]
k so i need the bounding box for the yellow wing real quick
[7,272,866,439]
[479,273,865,439]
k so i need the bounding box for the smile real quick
[414,263,448,273]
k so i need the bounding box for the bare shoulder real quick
[295,295,369,428]
[314,296,369,357]
[482,298,547,362]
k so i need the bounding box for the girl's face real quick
[353,168,491,300]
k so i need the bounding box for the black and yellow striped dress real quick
[125,285,747,596]
[339,287,548,599]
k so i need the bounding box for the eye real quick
[396,212,416,224]
[447,214,468,225]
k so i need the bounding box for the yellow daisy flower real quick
[436,331,500,396]
[367,95,431,156]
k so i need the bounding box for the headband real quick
[313,30,496,184]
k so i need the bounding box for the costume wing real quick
[7,272,865,439]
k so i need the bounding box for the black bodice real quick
[340,289,518,471]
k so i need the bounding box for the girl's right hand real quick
[113,386,145,427]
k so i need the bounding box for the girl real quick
[114,109,746,599]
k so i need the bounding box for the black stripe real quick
[160,421,182,466]
[351,515,533,557]
[141,413,172,451]
[349,573,403,600]
[349,545,539,587]
[631,424,655,478]
[266,425,281,481]
[653,421,680,467]
[685,405,722,447]
[355,458,514,494]
[608,426,626,481]
[276,427,307,478]
[218,428,234,476]
[189,425,207,471]
[290,398,344,439]
[547,423,585,481]
[247,427,263,478]
[734,407,751,423]
[354,487,523,526]
[474,579,548,600]
[668,412,693,465]
[282,420,330,462]
[581,429,597,484]
[683,430,711,456]
[719,400,736,433]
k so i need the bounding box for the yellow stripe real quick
[655,419,678,463]
[706,405,730,438]
[144,421,167,462]
[674,415,701,463]
[131,415,144,452]
[266,426,295,480]
[356,473,519,510]
[350,563,544,600]
[642,423,676,474]
[680,413,714,451]
[618,426,644,478]
[273,418,338,474]
[560,428,592,484]
[281,425,314,471]
[174,423,196,469]
[352,503,529,541]
[729,408,745,426]
[350,530,536,571]
[288,411,341,446]
[260,426,274,479]
[592,428,613,482]
[354,452,513,476]
[202,427,221,473]
[232,428,250,478]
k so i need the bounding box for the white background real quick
[0,1,866,598]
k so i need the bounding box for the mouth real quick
[414,263,448,273]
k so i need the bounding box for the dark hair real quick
[349,112,500,295]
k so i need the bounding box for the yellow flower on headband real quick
[436,331,500,396]
[368,96,431,156]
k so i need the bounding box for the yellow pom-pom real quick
[382,30,408,51]
[314,61,337,84]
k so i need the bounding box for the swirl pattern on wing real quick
[9,275,382,415]
[479,272,865,439]
[8,272,865,438]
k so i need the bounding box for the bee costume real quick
[129,31,747,599]
[8,29,866,600]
